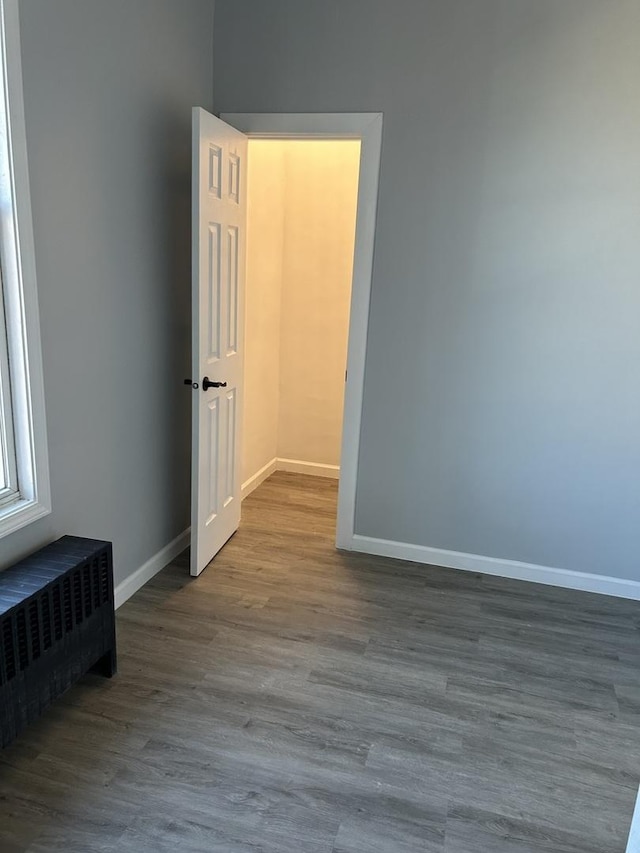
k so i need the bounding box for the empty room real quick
[1,1,640,852]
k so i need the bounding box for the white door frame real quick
[221,112,383,549]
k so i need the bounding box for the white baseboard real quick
[241,458,278,498]
[349,534,640,601]
[277,458,340,479]
[114,528,190,609]
[241,457,340,500]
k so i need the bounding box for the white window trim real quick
[0,0,50,538]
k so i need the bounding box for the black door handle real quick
[203,376,227,391]
[184,378,199,389]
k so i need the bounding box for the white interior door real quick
[190,107,247,577]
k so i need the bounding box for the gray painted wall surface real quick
[0,0,214,585]
[213,0,640,580]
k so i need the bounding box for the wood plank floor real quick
[1,471,640,852]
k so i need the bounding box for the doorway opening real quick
[241,138,360,522]
[222,113,382,551]
[189,112,381,576]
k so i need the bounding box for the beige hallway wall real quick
[277,140,360,468]
[243,139,360,486]
[242,142,285,485]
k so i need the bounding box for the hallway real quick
[1,472,639,851]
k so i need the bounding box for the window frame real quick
[0,0,50,539]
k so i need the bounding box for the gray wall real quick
[213,0,640,580]
[0,0,214,585]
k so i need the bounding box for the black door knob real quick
[202,376,227,391]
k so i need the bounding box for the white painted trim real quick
[221,113,383,551]
[241,457,277,498]
[114,528,190,609]
[626,786,640,853]
[0,0,51,540]
[277,458,340,479]
[348,534,640,602]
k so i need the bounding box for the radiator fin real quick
[29,600,40,661]
[52,586,63,642]
[83,564,92,618]
[73,571,83,625]
[100,553,109,603]
[1,619,16,684]
[16,609,28,671]
[41,593,52,652]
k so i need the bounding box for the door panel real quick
[191,108,247,577]
[226,226,239,354]
[223,388,237,507]
[207,223,221,362]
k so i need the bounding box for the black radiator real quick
[0,535,117,748]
